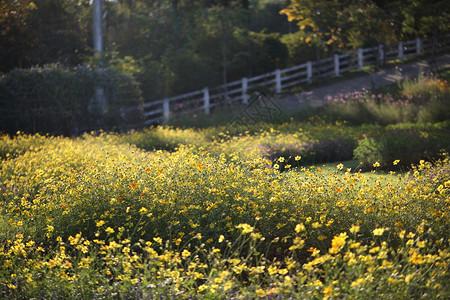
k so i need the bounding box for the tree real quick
[401,0,450,70]
[279,0,344,56]
[0,0,89,72]
[0,0,37,72]
[279,0,402,55]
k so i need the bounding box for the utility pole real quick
[93,0,107,113]
[93,0,103,54]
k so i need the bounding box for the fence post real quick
[242,77,248,105]
[163,98,170,122]
[334,54,340,76]
[275,69,282,93]
[398,41,404,59]
[203,87,210,115]
[358,48,363,70]
[378,44,384,67]
[307,61,313,83]
[416,38,421,55]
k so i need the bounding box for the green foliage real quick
[281,31,318,65]
[354,122,450,169]
[161,49,220,96]
[0,65,143,136]
[117,126,210,152]
[401,0,450,40]
[0,0,89,72]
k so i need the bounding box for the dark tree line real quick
[1,0,449,101]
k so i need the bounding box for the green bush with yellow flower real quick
[1,126,448,298]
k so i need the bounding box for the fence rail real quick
[127,34,450,126]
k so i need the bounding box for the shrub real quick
[0,65,143,136]
[354,122,450,169]
[117,126,210,151]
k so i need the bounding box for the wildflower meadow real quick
[0,72,449,299]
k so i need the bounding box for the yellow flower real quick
[256,289,266,297]
[373,162,380,168]
[278,268,288,275]
[393,160,400,165]
[268,265,278,275]
[312,221,322,228]
[197,285,207,293]
[373,227,386,236]
[405,274,414,284]
[295,155,301,161]
[329,232,348,254]
[181,249,191,258]
[218,235,225,243]
[323,286,333,298]
[350,242,361,249]
[336,163,344,170]
[349,224,360,234]
[96,220,105,227]
[406,232,415,239]
[236,223,254,234]
[278,157,285,162]
[351,278,366,287]
[105,227,115,234]
[307,247,320,256]
[295,223,305,233]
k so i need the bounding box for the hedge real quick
[0,65,143,136]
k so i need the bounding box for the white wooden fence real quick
[123,34,450,126]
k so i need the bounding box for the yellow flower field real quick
[0,127,449,298]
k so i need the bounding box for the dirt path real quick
[279,53,450,112]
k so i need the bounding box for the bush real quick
[0,65,143,136]
[117,126,210,151]
[354,122,450,169]
[259,137,356,171]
